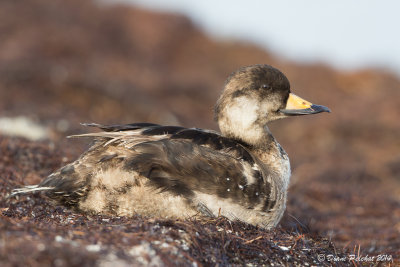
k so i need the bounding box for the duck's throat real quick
[220,121,273,148]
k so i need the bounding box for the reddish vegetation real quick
[0,0,399,265]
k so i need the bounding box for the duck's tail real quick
[9,185,54,198]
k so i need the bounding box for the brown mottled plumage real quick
[11,65,330,229]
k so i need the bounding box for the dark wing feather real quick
[83,123,189,136]
[84,124,258,172]
[141,126,186,135]
[82,122,161,132]
[124,137,269,209]
[170,128,256,165]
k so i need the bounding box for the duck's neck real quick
[227,126,291,192]
[250,132,291,193]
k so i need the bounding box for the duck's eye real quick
[262,84,270,90]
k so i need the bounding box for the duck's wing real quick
[77,123,256,165]
[12,124,274,212]
[84,124,272,211]
[122,133,272,211]
[82,122,163,132]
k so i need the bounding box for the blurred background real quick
[0,0,399,255]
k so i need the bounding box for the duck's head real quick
[215,64,330,146]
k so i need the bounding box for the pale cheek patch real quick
[220,96,265,143]
[228,96,259,129]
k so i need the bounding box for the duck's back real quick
[33,123,281,227]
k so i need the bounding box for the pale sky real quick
[112,0,400,74]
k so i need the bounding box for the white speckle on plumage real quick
[227,189,230,192]
[238,185,244,190]
[226,177,230,181]
[251,164,260,171]
[241,161,257,185]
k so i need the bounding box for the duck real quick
[11,64,330,229]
